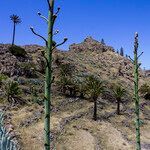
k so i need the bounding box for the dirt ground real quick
[7,96,150,150]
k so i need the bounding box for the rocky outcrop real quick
[69,36,115,53]
[0,44,22,76]
[0,44,43,77]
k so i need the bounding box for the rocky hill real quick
[0,37,145,84]
[69,36,114,52]
[0,38,149,150]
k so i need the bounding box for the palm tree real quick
[113,85,126,115]
[57,76,72,94]
[85,75,105,121]
[10,14,21,46]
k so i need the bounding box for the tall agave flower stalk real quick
[30,1,67,149]
[134,33,143,150]
[129,33,143,150]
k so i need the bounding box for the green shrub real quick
[0,74,8,87]
[140,83,150,100]
[9,45,27,57]
[140,84,149,94]
[5,81,21,102]
[59,63,75,77]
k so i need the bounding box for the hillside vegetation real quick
[0,37,150,150]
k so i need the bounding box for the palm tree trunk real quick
[12,22,16,46]
[80,93,84,99]
[93,97,97,121]
[117,98,121,115]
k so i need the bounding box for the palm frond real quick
[113,85,126,99]
[85,75,105,98]
[10,14,21,24]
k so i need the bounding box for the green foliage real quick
[84,75,105,121]
[113,85,126,99]
[9,45,27,57]
[85,75,105,99]
[57,76,72,94]
[5,81,21,102]
[57,62,77,96]
[112,84,126,115]
[0,112,17,150]
[10,14,21,24]
[139,83,150,94]
[0,74,8,87]
[140,83,150,100]
[59,63,75,78]
[30,85,43,105]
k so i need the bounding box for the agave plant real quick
[139,83,150,100]
[0,112,17,150]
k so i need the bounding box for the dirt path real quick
[97,121,134,150]
[56,119,134,150]
[57,129,96,150]
[9,97,150,150]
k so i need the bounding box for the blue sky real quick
[0,0,149,69]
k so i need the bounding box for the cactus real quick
[30,1,67,149]
[0,112,17,150]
